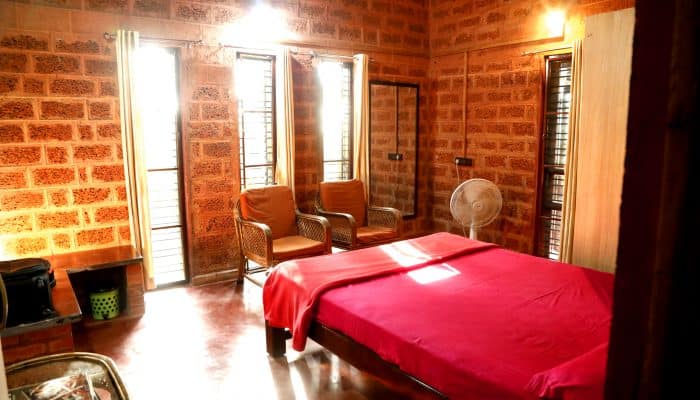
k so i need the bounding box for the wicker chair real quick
[315,179,402,249]
[234,185,331,281]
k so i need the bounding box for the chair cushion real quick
[319,180,366,227]
[273,235,326,261]
[356,225,398,245]
[240,185,297,240]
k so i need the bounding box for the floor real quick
[73,281,421,399]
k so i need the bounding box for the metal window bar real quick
[237,53,276,189]
[538,56,572,260]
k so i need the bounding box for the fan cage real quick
[449,179,502,229]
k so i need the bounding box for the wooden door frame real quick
[606,1,699,398]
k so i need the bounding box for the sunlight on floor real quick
[74,282,410,400]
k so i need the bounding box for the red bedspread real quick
[263,232,495,351]
[315,240,613,399]
[263,233,613,399]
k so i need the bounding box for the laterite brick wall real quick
[181,46,240,283]
[1,0,636,281]
[425,0,635,253]
[292,51,430,236]
[369,85,418,216]
[0,28,129,258]
[0,0,430,283]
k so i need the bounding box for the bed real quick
[262,233,613,400]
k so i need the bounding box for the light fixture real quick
[544,9,566,38]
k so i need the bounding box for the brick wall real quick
[181,46,240,283]
[369,84,419,217]
[0,0,636,282]
[427,48,542,252]
[0,0,430,283]
[292,51,430,237]
[291,53,321,215]
[1,324,74,365]
[0,29,128,258]
[425,0,636,253]
[369,83,396,208]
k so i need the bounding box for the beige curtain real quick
[571,9,634,273]
[116,30,155,290]
[560,40,582,263]
[275,48,295,193]
[352,54,370,196]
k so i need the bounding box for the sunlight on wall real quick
[220,4,294,47]
[544,9,566,38]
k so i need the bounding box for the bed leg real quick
[266,320,286,357]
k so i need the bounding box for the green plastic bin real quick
[89,288,120,320]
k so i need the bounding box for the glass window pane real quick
[538,56,572,260]
[237,54,275,189]
[319,61,352,181]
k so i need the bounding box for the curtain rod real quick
[103,32,384,61]
[103,32,203,46]
[521,46,572,56]
[289,48,375,62]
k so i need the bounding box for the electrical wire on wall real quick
[462,50,469,161]
[391,86,400,209]
[455,50,470,239]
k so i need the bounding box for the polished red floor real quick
[74,281,420,399]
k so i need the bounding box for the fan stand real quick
[469,226,478,240]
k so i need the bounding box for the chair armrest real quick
[368,206,403,236]
[296,212,332,254]
[237,218,273,267]
[316,209,357,248]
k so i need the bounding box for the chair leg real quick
[237,258,247,283]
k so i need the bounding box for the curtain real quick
[352,54,370,197]
[116,30,155,290]
[570,9,634,272]
[559,40,582,263]
[275,48,295,193]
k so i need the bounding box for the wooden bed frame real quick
[265,320,447,399]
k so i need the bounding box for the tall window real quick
[318,61,353,181]
[236,53,276,189]
[135,46,188,286]
[537,55,572,260]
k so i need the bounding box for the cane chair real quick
[234,185,331,281]
[316,179,402,249]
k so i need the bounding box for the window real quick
[318,61,353,181]
[135,46,188,286]
[236,53,276,189]
[537,55,572,260]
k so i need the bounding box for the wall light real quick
[544,9,566,38]
[220,4,294,47]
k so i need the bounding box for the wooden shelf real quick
[46,246,142,273]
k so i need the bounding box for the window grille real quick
[236,53,276,189]
[538,55,572,260]
[319,61,353,181]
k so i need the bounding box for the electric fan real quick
[449,178,502,240]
